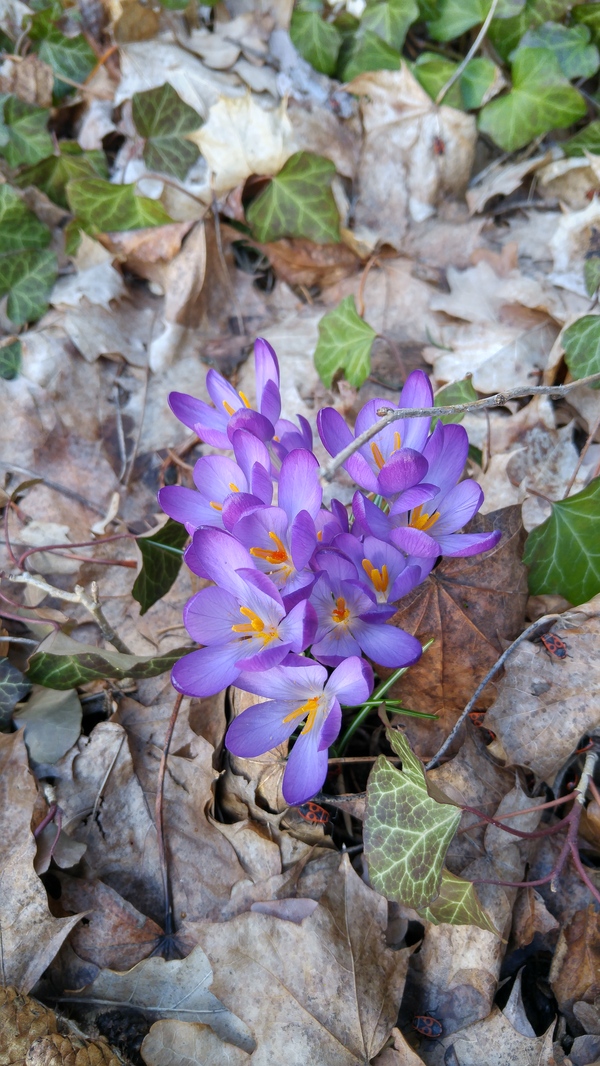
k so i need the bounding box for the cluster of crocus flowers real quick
[160,339,500,805]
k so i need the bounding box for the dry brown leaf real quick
[254,237,360,289]
[466,155,550,215]
[0,53,54,106]
[57,876,163,971]
[195,854,410,1066]
[432,1009,554,1066]
[550,907,600,1023]
[0,733,84,993]
[388,506,528,759]
[371,1027,426,1066]
[485,602,600,783]
[141,1021,251,1066]
[510,888,560,950]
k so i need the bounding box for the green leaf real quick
[412,53,462,108]
[459,56,500,109]
[0,339,22,380]
[29,9,96,98]
[523,478,600,606]
[131,83,202,181]
[417,869,501,934]
[428,0,488,42]
[0,248,57,325]
[13,686,82,763]
[478,48,586,153]
[434,376,478,424]
[561,315,600,385]
[361,0,419,50]
[246,151,340,245]
[339,29,401,80]
[0,184,51,251]
[0,657,31,731]
[290,10,342,75]
[314,295,376,389]
[515,22,599,80]
[585,258,600,299]
[26,631,192,689]
[489,0,574,60]
[0,95,52,167]
[564,120,600,157]
[572,3,600,47]
[132,519,189,615]
[364,730,461,908]
[158,0,192,8]
[16,143,108,209]
[66,179,172,233]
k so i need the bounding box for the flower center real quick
[362,559,389,593]
[282,695,320,734]
[331,596,350,624]
[409,504,440,532]
[370,442,385,470]
[250,531,289,566]
[231,605,277,643]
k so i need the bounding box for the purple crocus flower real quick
[171,528,316,698]
[158,430,272,534]
[309,550,422,669]
[232,449,321,596]
[226,655,373,804]
[387,423,502,559]
[331,533,422,605]
[168,338,280,449]
[271,414,313,463]
[317,369,433,493]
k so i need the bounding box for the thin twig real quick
[425,613,563,770]
[0,460,107,514]
[320,373,600,481]
[356,256,379,319]
[155,692,183,937]
[124,367,149,490]
[458,792,575,835]
[563,410,600,498]
[436,0,501,105]
[7,572,133,655]
[17,532,136,571]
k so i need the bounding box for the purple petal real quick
[389,484,438,516]
[183,585,240,644]
[255,337,280,400]
[279,598,317,651]
[158,486,218,532]
[318,698,342,750]
[389,564,422,601]
[389,526,440,558]
[279,449,322,521]
[226,698,296,757]
[260,378,282,426]
[397,369,433,452]
[345,453,379,493]
[282,731,329,805]
[222,493,265,531]
[311,627,362,666]
[433,480,483,535]
[171,644,241,697]
[326,656,374,705]
[352,491,391,541]
[317,407,353,457]
[424,423,469,490]
[231,429,271,481]
[235,642,294,670]
[228,408,274,443]
[190,528,256,596]
[376,448,428,496]
[193,455,247,500]
[435,530,502,557]
[290,510,317,571]
[206,368,243,414]
[168,392,217,433]
[354,621,422,668]
[250,464,273,504]
[236,660,327,700]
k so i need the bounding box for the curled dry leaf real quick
[0,733,83,993]
[194,855,410,1066]
[57,875,164,972]
[389,506,528,759]
[254,237,360,289]
[550,907,600,1024]
[141,1021,251,1066]
[432,1009,554,1066]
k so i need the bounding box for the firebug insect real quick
[468,710,486,728]
[540,632,568,660]
[296,802,329,825]
[412,1014,443,1038]
[432,136,445,156]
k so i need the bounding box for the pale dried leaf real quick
[141,1021,251,1066]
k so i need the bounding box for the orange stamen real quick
[229,482,239,492]
[370,442,386,470]
[222,400,235,416]
[283,695,320,734]
[332,596,350,624]
[409,505,441,532]
[231,605,277,643]
[362,559,389,593]
[239,391,252,409]
[393,431,401,452]
[250,531,288,565]
[210,501,222,511]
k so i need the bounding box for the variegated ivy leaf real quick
[363,729,461,909]
[418,869,501,934]
[246,151,340,245]
[314,295,376,389]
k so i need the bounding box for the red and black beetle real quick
[540,632,568,660]
[412,1014,443,1038]
[296,802,329,826]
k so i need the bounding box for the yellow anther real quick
[239,390,252,409]
[229,482,239,492]
[393,431,402,452]
[210,501,223,511]
[362,558,389,593]
[409,505,441,532]
[283,696,320,734]
[370,442,386,470]
[332,596,350,624]
[222,400,235,416]
[250,531,288,565]
[231,605,278,643]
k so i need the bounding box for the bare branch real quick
[320,372,600,481]
[436,0,501,106]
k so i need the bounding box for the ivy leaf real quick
[131,83,202,181]
[561,315,600,385]
[0,95,52,167]
[13,686,82,764]
[16,143,108,209]
[428,0,488,42]
[364,729,461,909]
[490,0,575,59]
[412,53,462,108]
[523,478,600,606]
[66,179,172,233]
[585,258,600,299]
[0,248,57,326]
[0,657,31,731]
[434,376,478,424]
[314,295,376,389]
[361,0,419,50]
[572,2,600,47]
[26,631,191,689]
[339,29,401,80]
[0,184,51,252]
[246,152,340,245]
[0,339,22,380]
[29,9,96,98]
[564,120,600,157]
[459,56,502,109]
[515,22,599,80]
[132,519,189,615]
[478,48,586,153]
[290,10,342,75]
[417,869,501,934]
